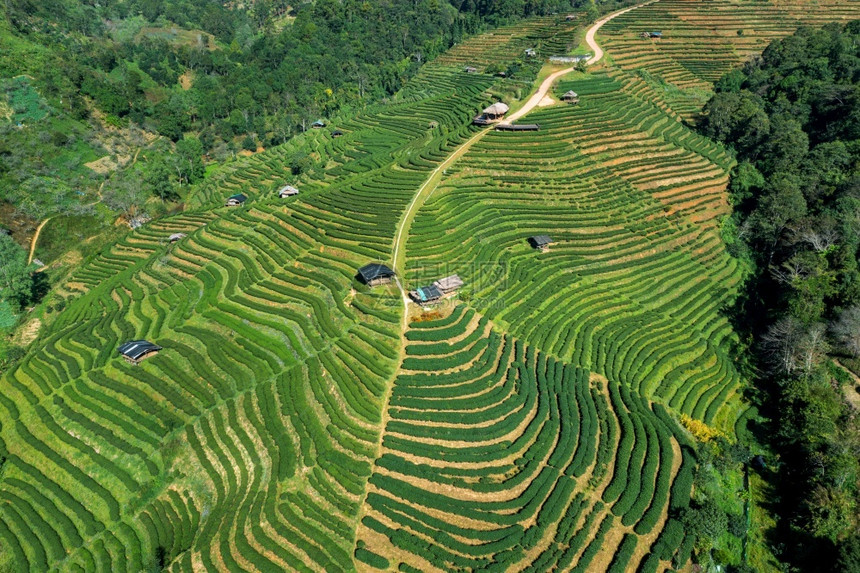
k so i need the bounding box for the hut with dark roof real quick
[528,235,554,251]
[495,123,540,131]
[119,340,162,364]
[332,129,344,138]
[226,193,247,207]
[358,263,396,287]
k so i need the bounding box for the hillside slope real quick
[1,1,860,572]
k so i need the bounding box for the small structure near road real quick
[410,284,443,304]
[474,102,510,125]
[119,340,162,364]
[225,193,247,207]
[495,123,540,131]
[358,263,396,287]
[278,185,299,198]
[528,235,554,251]
[565,14,577,21]
[562,90,579,104]
[168,233,186,243]
[433,274,464,294]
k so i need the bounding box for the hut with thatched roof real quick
[473,102,510,125]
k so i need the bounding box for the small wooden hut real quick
[358,263,396,287]
[495,123,539,131]
[410,285,443,304]
[278,185,299,198]
[119,340,162,364]
[474,102,510,125]
[225,193,247,207]
[433,275,464,294]
[528,235,554,251]
[561,90,579,104]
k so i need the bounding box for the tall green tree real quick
[0,235,34,311]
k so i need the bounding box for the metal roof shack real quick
[168,233,186,242]
[464,66,478,73]
[525,48,537,57]
[226,193,247,207]
[528,235,554,251]
[433,274,464,293]
[562,90,579,103]
[495,123,539,131]
[119,340,162,364]
[410,284,443,304]
[311,119,326,129]
[358,263,396,286]
[278,185,299,198]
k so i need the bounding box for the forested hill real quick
[1,0,605,148]
[701,21,860,571]
[0,0,622,250]
[0,0,623,322]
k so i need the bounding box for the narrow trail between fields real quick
[27,173,113,265]
[389,0,652,324]
[27,146,144,265]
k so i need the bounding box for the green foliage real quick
[0,234,34,310]
[680,501,728,547]
[2,76,49,124]
[702,21,860,569]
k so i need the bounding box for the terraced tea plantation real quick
[598,0,860,119]
[2,1,859,571]
[357,306,697,572]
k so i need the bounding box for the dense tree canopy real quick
[0,233,34,310]
[701,21,860,570]
[1,0,615,154]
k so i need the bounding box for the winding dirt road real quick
[504,1,651,124]
[391,0,652,288]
